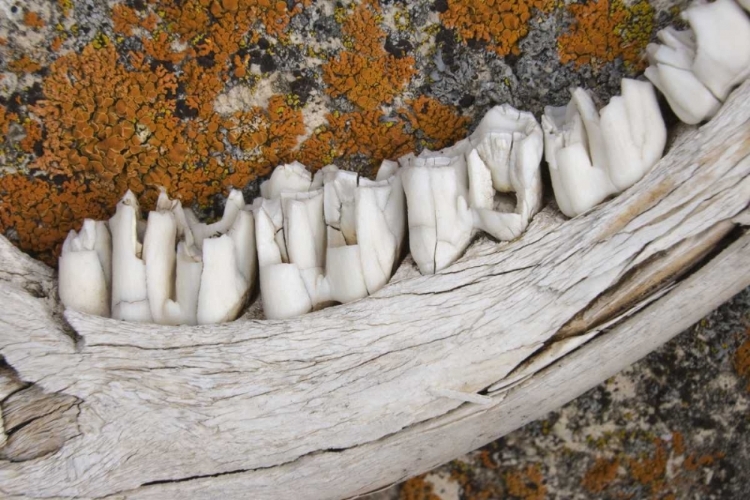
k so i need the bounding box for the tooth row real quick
[58,0,749,324]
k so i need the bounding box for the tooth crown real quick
[645,0,750,124]
[401,104,544,275]
[543,79,666,218]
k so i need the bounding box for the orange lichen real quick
[629,438,668,493]
[441,0,552,56]
[398,476,442,500]
[582,457,620,493]
[558,0,655,70]
[504,464,547,500]
[323,2,416,109]
[51,36,64,52]
[23,11,45,29]
[401,96,470,150]
[112,4,140,36]
[734,331,750,392]
[19,119,43,154]
[8,55,42,74]
[223,94,306,186]
[0,107,18,136]
[0,174,110,264]
[298,109,413,169]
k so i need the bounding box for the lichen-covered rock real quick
[0,0,685,264]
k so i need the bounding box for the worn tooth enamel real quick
[646,0,750,124]
[355,166,406,293]
[109,190,152,322]
[58,219,111,317]
[600,79,666,191]
[321,165,359,245]
[254,170,326,319]
[260,160,313,199]
[255,160,407,316]
[543,79,666,218]
[469,105,544,238]
[253,195,312,320]
[401,104,543,274]
[644,64,721,125]
[401,153,474,275]
[142,190,178,325]
[197,191,256,325]
[196,234,248,325]
[685,0,750,101]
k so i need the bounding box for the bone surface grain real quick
[0,81,749,499]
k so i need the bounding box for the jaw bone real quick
[400,104,544,275]
[645,0,750,124]
[542,79,666,218]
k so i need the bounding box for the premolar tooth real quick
[109,190,152,322]
[58,219,111,317]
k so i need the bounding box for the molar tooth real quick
[543,79,666,218]
[402,104,543,273]
[645,0,750,123]
[685,0,750,101]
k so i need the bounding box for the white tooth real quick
[645,0,750,124]
[468,104,543,238]
[320,245,368,304]
[259,263,312,320]
[355,181,398,294]
[58,219,111,317]
[644,65,721,125]
[254,170,326,318]
[685,0,750,101]
[142,201,177,325]
[543,79,666,218]
[401,104,542,273]
[193,191,256,325]
[467,149,495,211]
[197,234,248,325]
[601,79,666,191]
[231,209,257,286]
[164,241,202,325]
[282,189,326,271]
[376,159,399,181]
[109,191,152,322]
[253,198,285,267]
[321,165,358,245]
[401,154,473,275]
[260,160,312,199]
